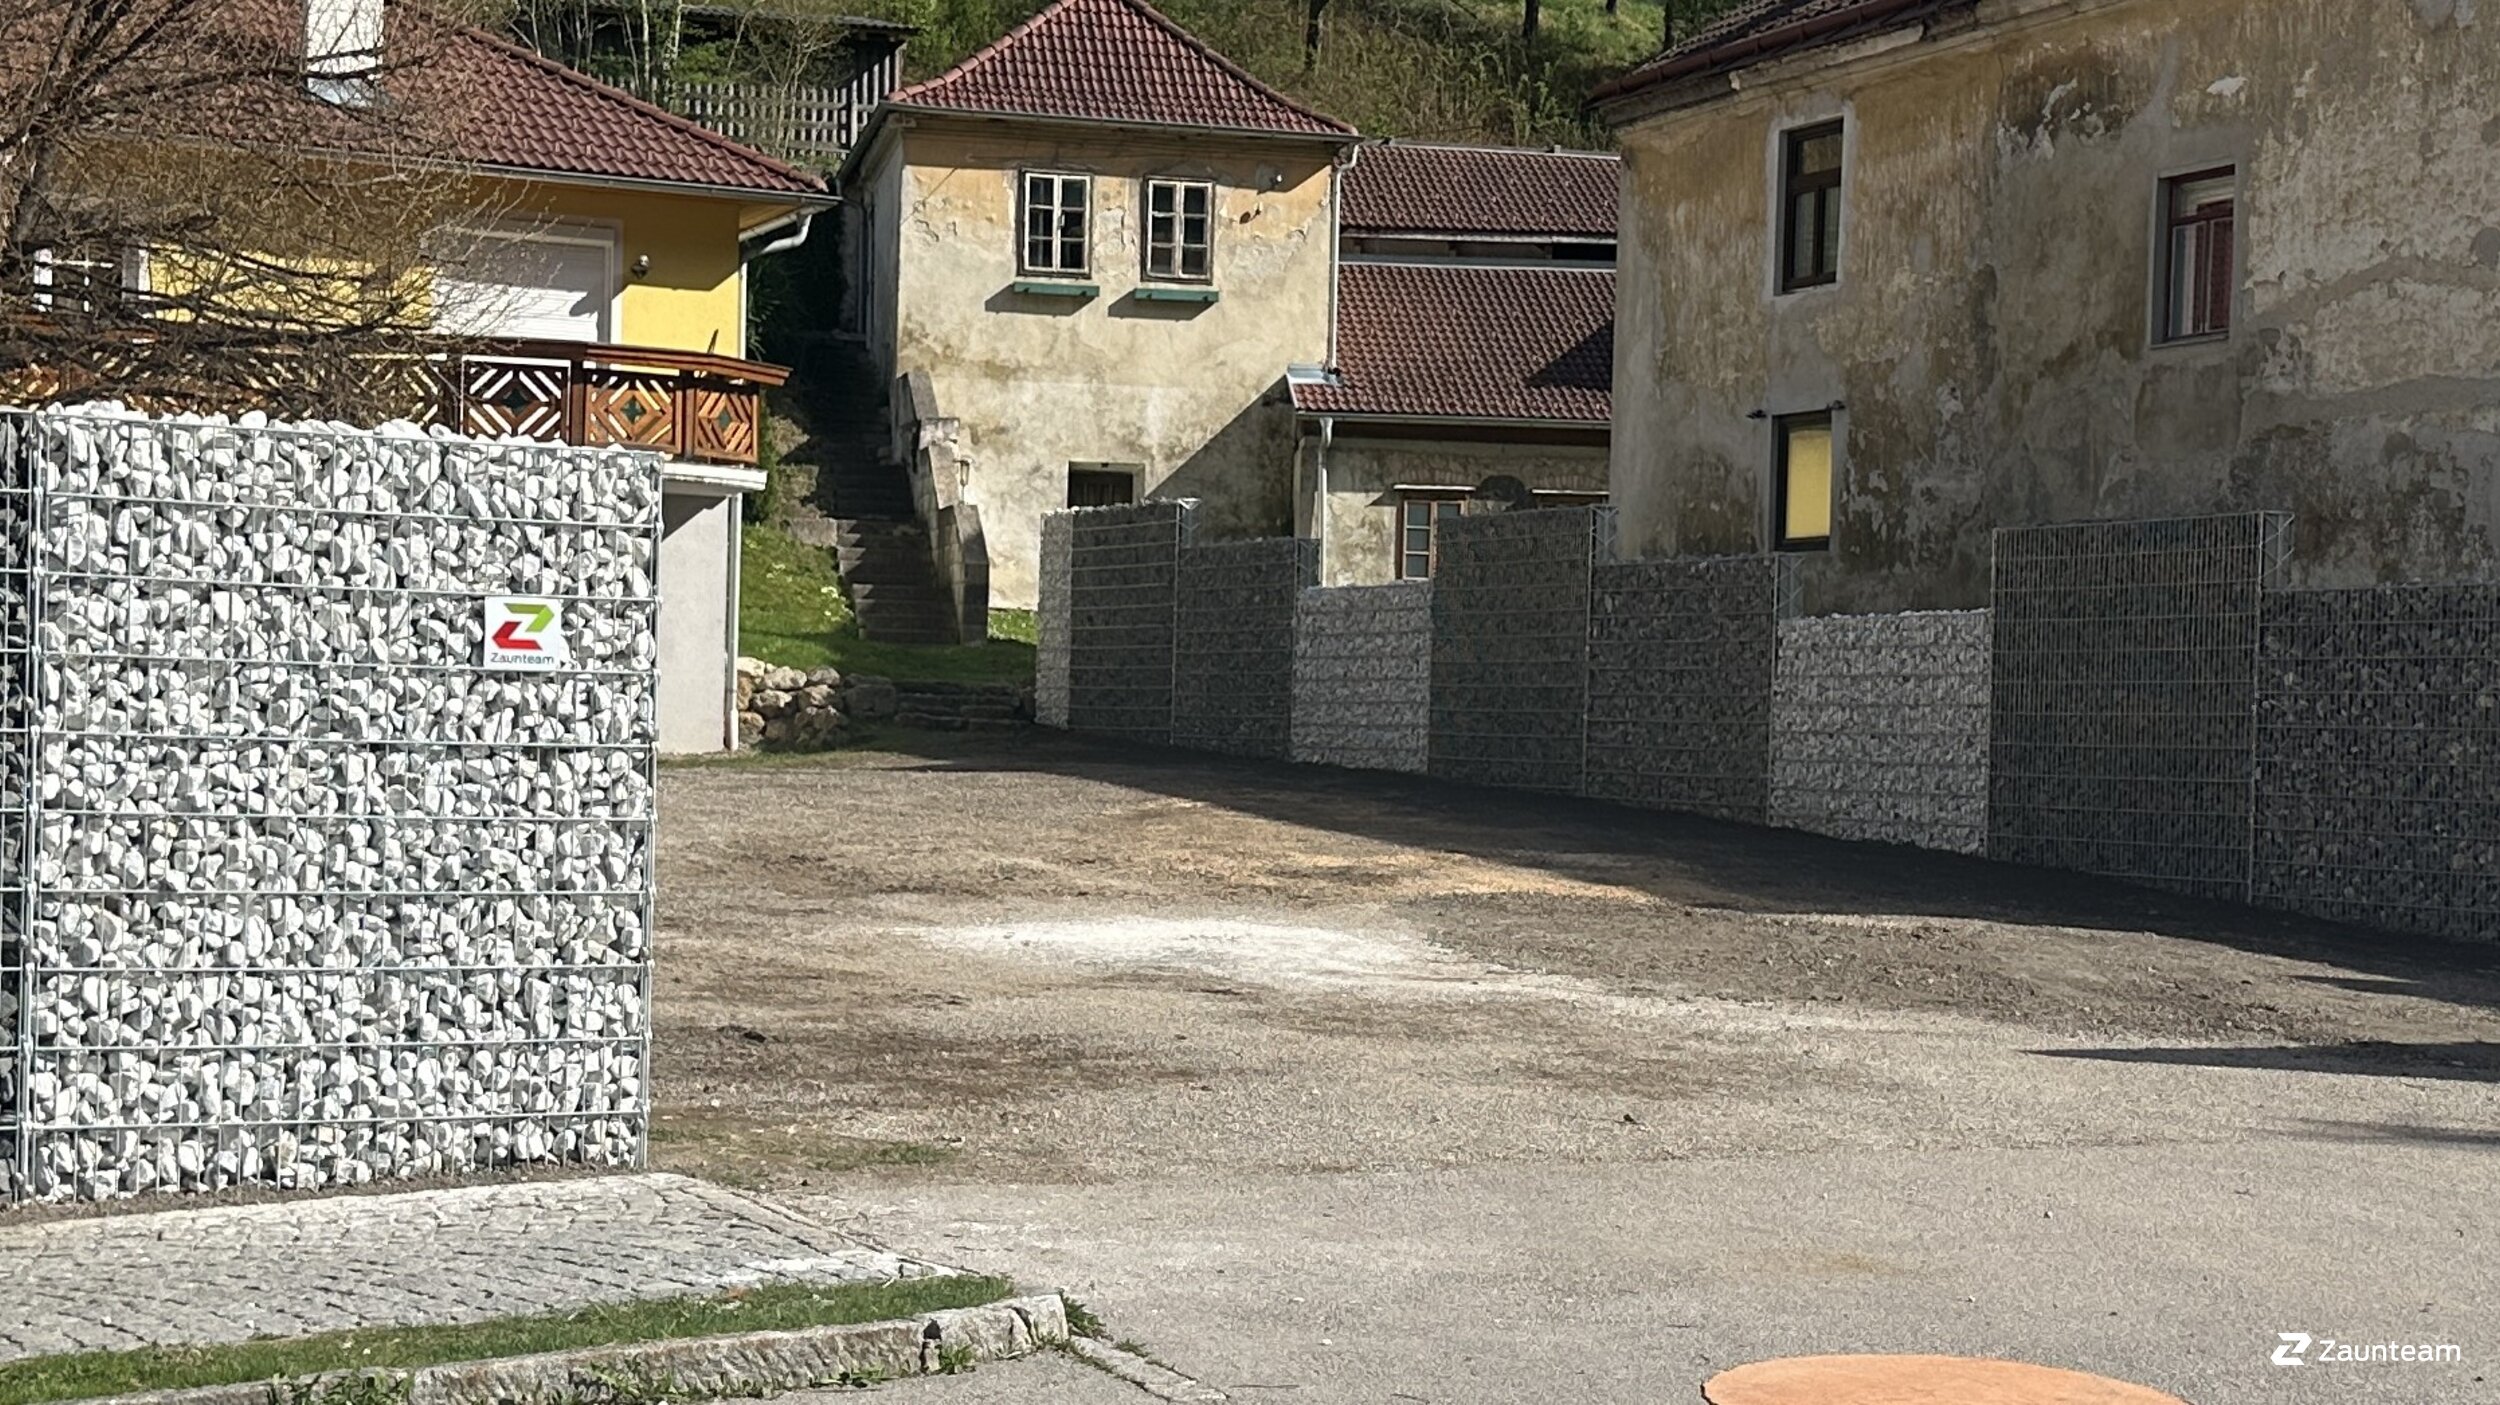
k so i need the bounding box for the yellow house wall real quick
[482,179,757,359]
[870,120,1341,608]
[1610,0,2500,611]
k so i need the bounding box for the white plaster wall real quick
[659,490,736,754]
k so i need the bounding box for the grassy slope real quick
[0,1278,1018,1405]
[740,526,1036,684]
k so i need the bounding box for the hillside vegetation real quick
[849,0,1748,148]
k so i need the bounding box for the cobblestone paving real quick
[0,1174,957,1362]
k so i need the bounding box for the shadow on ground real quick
[853,728,2500,1016]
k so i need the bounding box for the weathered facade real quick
[841,0,1354,608]
[1597,0,2500,612]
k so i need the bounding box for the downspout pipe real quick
[1315,415,1334,573]
[745,208,819,263]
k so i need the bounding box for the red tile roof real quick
[188,3,826,200]
[886,0,1356,138]
[404,21,828,198]
[1594,0,1967,108]
[1294,263,1613,424]
[1343,143,1617,240]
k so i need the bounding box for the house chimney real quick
[304,0,386,105]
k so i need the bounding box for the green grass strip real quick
[0,1276,1018,1405]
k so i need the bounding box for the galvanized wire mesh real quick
[1173,539,1315,760]
[1987,513,2292,900]
[0,408,660,1202]
[2255,584,2500,940]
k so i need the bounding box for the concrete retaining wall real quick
[1586,556,1784,822]
[1173,538,1316,759]
[1290,583,1432,774]
[2255,585,2500,942]
[1772,611,1991,853]
[1428,508,1600,794]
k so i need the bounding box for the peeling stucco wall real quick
[1305,436,1611,586]
[872,121,1339,608]
[1611,0,2500,611]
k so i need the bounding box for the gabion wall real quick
[1586,556,1786,823]
[0,407,659,1203]
[1429,508,1599,794]
[1988,514,2290,901]
[1067,502,1191,746]
[1291,584,1431,775]
[1044,504,2497,945]
[1173,539,1316,759]
[1034,514,1073,729]
[2254,585,2500,941]
[1772,611,1991,854]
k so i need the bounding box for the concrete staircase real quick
[784,340,959,645]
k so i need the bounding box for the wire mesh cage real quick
[0,407,661,1203]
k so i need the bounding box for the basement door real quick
[434,225,619,342]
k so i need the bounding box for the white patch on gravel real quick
[916,918,1592,1002]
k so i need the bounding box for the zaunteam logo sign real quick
[483,597,571,672]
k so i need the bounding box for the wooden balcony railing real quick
[404,339,791,468]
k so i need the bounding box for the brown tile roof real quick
[1593,0,1969,108]
[1293,263,1613,424]
[885,0,1356,138]
[186,3,827,200]
[1343,143,1618,240]
[405,21,828,197]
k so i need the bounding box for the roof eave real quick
[1591,0,1964,121]
[472,162,835,212]
[1291,406,1612,430]
[882,102,1358,146]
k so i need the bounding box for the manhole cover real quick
[1703,1355,2187,1404]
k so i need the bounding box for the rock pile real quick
[734,659,900,750]
[0,406,659,1203]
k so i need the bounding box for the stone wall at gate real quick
[2254,585,2500,942]
[1173,539,1316,759]
[0,406,660,1204]
[1586,556,1785,823]
[1771,611,1992,854]
[1428,508,1598,794]
[1042,504,2498,947]
[1291,584,1431,775]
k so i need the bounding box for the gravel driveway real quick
[655,732,2500,1403]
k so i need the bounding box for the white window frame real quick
[1020,172,1093,278]
[1143,178,1215,284]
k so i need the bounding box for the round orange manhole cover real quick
[1703,1356,2189,1405]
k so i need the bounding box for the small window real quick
[1398,496,1466,579]
[1068,466,1137,507]
[1021,172,1092,277]
[1774,413,1835,551]
[2159,168,2235,342]
[1779,121,1844,292]
[1143,179,1213,282]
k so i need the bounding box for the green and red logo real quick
[483,597,570,671]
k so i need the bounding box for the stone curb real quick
[1064,1337,1228,1403]
[66,1295,1069,1405]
